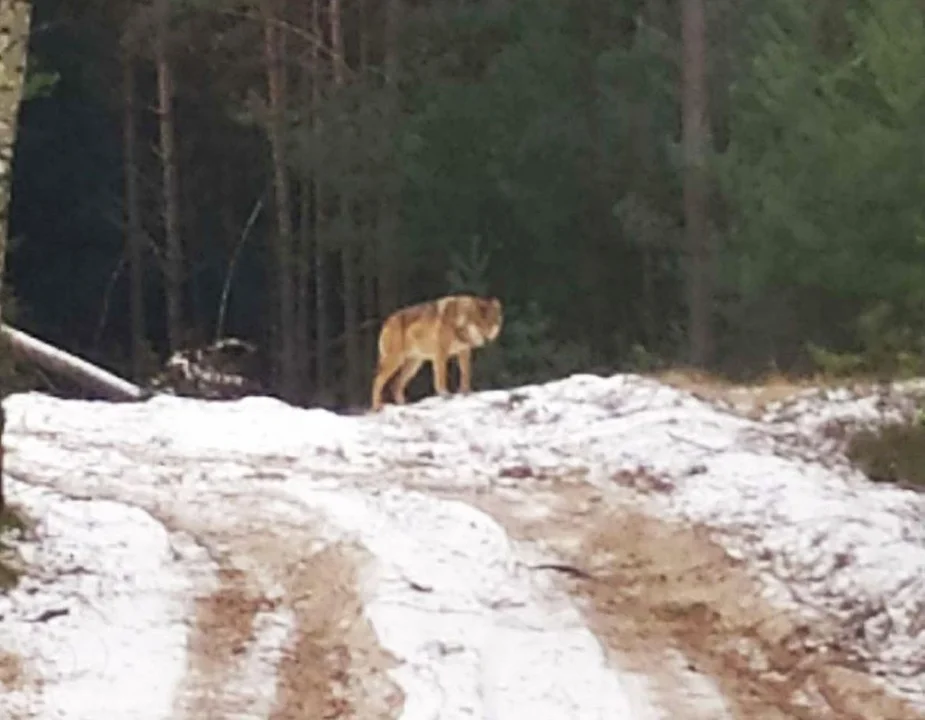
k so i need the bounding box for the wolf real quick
[370,294,504,411]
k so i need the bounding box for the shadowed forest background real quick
[7,0,925,408]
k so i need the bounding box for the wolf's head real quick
[477,296,504,342]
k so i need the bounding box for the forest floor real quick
[2,373,925,719]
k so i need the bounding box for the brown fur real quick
[370,294,504,411]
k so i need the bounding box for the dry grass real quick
[656,367,810,399]
[652,367,875,418]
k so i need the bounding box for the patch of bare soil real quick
[438,476,924,720]
[0,648,26,689]
[0,648,42,720]
[184,565,272,719]
[268,542,403,720]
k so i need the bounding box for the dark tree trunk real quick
[358,0,378,389]
[682,0,713,367]
[377,0,401,316]
[330,0,362,405]
[122,37,147,382]
[262,0,299,401]
[312,0,330,402]
[155,0,184,353]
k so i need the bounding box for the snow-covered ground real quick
[2,373,925,718]
[1,487,199,720]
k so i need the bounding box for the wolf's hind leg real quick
[394,358,424,405]
[371,355,403,411]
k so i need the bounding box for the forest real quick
[6,0,925,408]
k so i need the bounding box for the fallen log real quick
[2,325,147,402]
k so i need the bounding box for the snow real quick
[3,373,925,717]
[1,484,197,720]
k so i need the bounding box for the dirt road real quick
[3,376,925,719]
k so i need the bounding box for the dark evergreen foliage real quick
[7,0,925,405]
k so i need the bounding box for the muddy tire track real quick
[406,475,925,720]
[174,514,401,720]
[268,543,403,720]
[6,469,403,720]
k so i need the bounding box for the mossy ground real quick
[0,503,32,592]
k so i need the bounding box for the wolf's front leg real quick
[431,351,450,398]
[457,349,472,394]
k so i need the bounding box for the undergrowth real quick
[654,358,925,491]
[0,504,31,592]
[846,422,925,489]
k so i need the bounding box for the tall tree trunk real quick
[681,0,713,367]
[154,0,183,353]
[312,0,329,402]
[573,0,611,353]
[296,89,311,396]
[358,0,377,391]
[362,204,377,390]
[0,0,33,513]
[295,189,310,395]
[377,0,400,316]
[122,36,146,382]
[330,0,361,405]
[262,0,298,401]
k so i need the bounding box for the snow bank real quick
[8,391,359,457]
